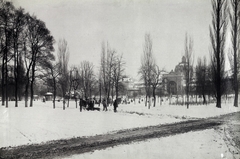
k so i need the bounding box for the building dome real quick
[182,56,186,63]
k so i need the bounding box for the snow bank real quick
[118,102,240,118]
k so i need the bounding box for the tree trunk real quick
[99,82,101,106]
[14,66,18,107]
[186,94,189,109]
[53,78,56,109]
[115,85,119,103]
[111,83,114,106]
[195,94,197,105]
[145,94,147,107]
[234,91,238,107]
[148,95,151,109]
[67,81,72,107]
[1,54,5,106]
[216,93,221,108]
[14,40,19,107]
[25,82,29,107]
[233,0,239,107]
[107,83,111,106]
[153,88,156,107]
[203,94,206,105]
[24,67,31,107]
[5,63,8,108]
[186,85,189,109]
[216,0,222,109]
[30,63,35,107]
[30,79,34,107]
[160,95,162,106]
[75,96,77,108]
[62,92,65,110]
[75,89,77,108]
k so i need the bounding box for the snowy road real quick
[1,112,238,159]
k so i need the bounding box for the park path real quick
[0,112,239,159]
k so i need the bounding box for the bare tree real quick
[98,70,102,106]
[229,0,240,107]
[41,61,60,109]
[25,15,55,107]
[139,33,155,109]
[112,53,125,102]
[139,64,148,106]
[0,1,15,107]
[100,42,115,105]
[210,0,228,108]
[196,56,208,104]
[12,7,25,107]
[58,38,69,110]
[78,61,95,100]
[67,66,80,108]
[150,64,162,107]
[22,32,31,107]
[184,33,194,109]
[100,42,106,101]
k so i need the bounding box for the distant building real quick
[44,92,53,101]
[123,56,193,98]
[162,71,184,96]
[162,56,191,96]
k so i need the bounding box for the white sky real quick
[12,0,213,79]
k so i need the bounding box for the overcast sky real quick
[12,0,213,79]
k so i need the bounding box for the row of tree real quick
[139,0,240,109]
[2,0,240,110]
[0,0,126,109]
[0,1,55,108]
[210,0,240,108]
[42,41,125,109]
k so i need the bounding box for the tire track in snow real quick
[15,128,32,143]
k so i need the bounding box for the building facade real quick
[162,56,190,96]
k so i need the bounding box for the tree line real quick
[41,40,125,109]
[139,0,240,109]
[0,1,126,109]
[1,0,240,110]
[0,1,54,108]
[210,0,239,108]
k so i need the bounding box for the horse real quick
[79,98,100,111]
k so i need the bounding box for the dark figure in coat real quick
[113,99,118,112]
[87,99,94,111]
[103,99,107,111]
[79,98,84,112]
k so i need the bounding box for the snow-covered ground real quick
[0,100,239,158]
[65,129,236,159]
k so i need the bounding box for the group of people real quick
[101,99,118,112]
[79,98,118,112]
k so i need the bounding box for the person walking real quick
[79,98,83,112]
[113,99,118,112]
[102,99,107,111]
[89,98,94,111]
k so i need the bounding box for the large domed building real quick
[162,56,193,96]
